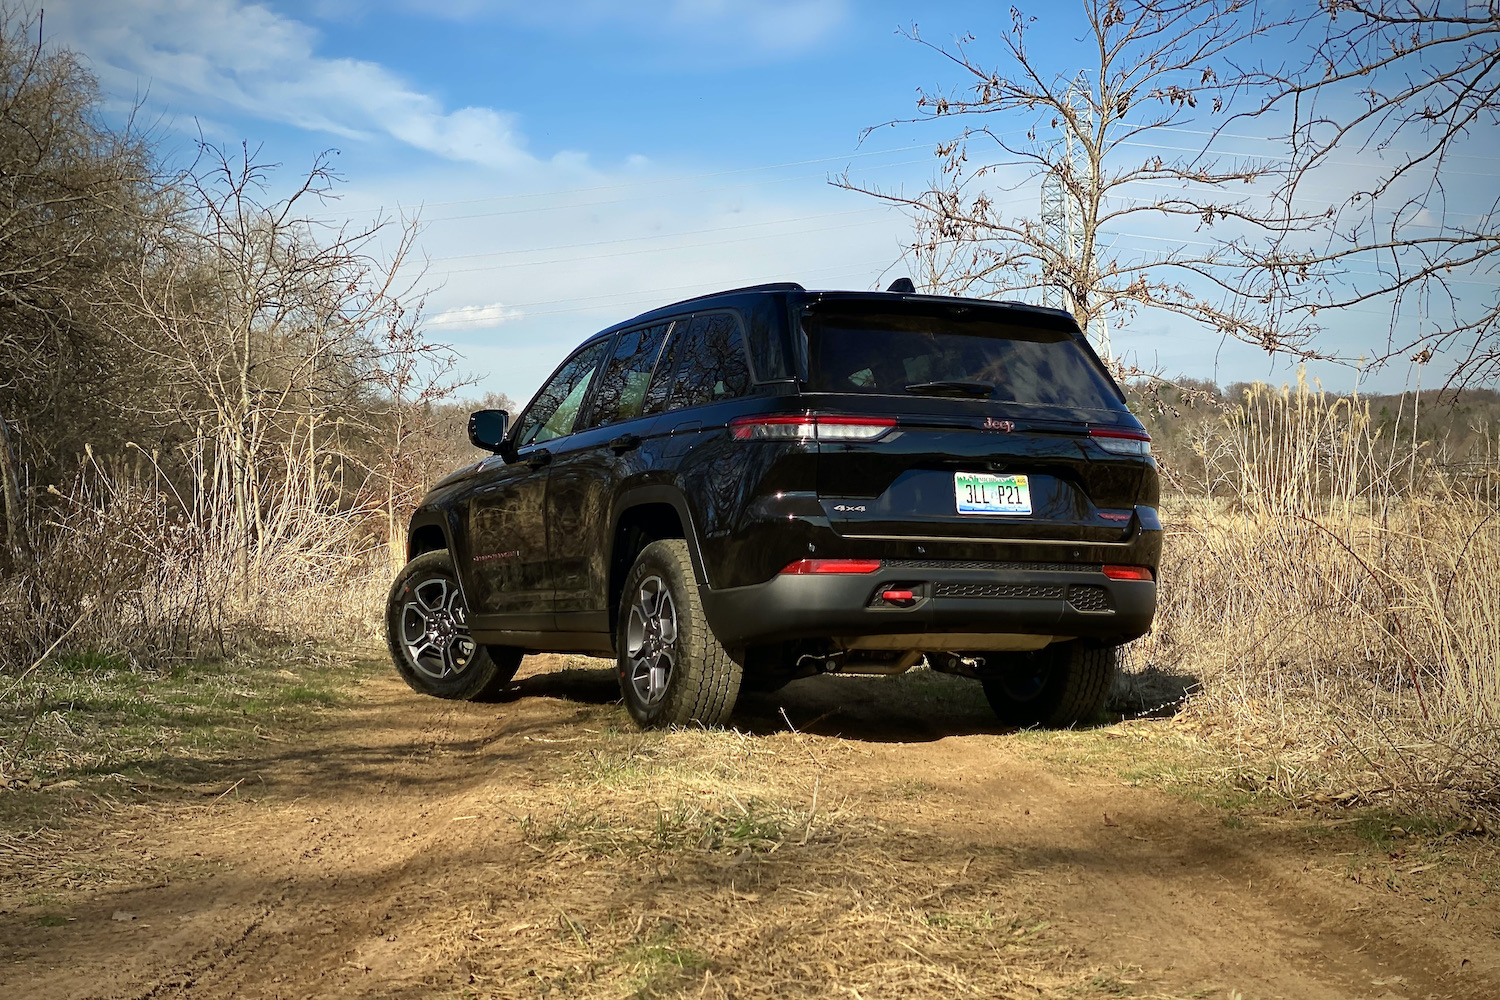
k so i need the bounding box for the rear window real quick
[802,309,1122,409]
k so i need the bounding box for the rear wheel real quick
[617,539,742,728]
[386,550,523,701]
[979,642,1117,728]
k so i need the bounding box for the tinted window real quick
[667,313,751,410]
[641,319,685,416]
[584,323,669,429]
[514,340,610,447]
[802,310,1121,409]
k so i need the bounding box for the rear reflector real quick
[1102,565,1154,581]
[1089,427,1151,456]
[730,414,896,442]
[780,558,883,575]
[879,589,916,604]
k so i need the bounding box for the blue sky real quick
[48,0,1490,404]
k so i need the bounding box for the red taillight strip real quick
[780,559,883,575]
[1102,565,1154,581]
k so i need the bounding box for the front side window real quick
[583,323,670,430]
[667,313,751,410]
[514,340,610,447]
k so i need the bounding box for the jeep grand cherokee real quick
[386,281,1160,729]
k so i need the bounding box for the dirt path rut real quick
[1,655,1495,999]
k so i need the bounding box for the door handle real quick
[525,449,552,469]
[608,433,641,453]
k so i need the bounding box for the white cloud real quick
[48,0,535,169]
[427,301,526,329]
[392,0,848,54]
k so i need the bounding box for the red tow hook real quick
[880,589,917,606]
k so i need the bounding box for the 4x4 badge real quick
[982,418,1015,432]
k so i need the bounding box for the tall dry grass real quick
[1,442,387,672]
[1134,374,1500,817]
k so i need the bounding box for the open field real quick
[2,651,1497,1000]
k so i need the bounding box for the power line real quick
[313,144,935,223]
[413,157,932,224]
[427,258,901,326]
[425,206,893,263]
[429,216,906,277]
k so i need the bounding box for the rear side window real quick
[802,309,1122,409]
[584,323,670,429]
[641,319,685,416]
[666,312,751,410]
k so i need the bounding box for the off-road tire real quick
[979,641,1117,728]
[386,550,523,701]
[617,539,742,728]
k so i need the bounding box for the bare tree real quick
[1238,1,1500,387]
[365,303,477,570]
[108,143,431,593]
[0,6,161,562]
[840,0,1326,363]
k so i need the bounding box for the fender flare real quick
[610,484,714,589]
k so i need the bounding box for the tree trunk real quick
[0,410,32,565]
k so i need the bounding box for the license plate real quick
[954,472,1031,515]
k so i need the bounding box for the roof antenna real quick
[886,277,915,294]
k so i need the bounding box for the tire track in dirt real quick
[1,657,1495,1000]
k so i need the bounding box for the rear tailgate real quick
[799,298,1149,546]
[811,395,1143,543]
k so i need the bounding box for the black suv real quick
[386,281,1160,729]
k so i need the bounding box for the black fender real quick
[401,506,485,616]
[609,484,714,589]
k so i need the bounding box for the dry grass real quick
[411,724,1123,1000]
[0,445,386,673]
[1128,375,1500,820]
[6,375,1499,830]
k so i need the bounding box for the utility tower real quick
[1040,78,1111,361]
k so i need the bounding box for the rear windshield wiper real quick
[903,380,996,398]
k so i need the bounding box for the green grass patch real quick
[1352,811,1451,850]
[0,646,376,795]
[520,796,797,858]
[616,924,709,998]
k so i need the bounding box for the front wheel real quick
[386,550,523,701]
[979,642,1117,728]
[617,539,742,729]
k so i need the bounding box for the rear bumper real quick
[700,562,1155,650]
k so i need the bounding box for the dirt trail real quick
[1,655,1495,1000]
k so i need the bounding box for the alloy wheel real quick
[625,575,678,706]
[400,576,477,680]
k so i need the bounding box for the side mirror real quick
[467,409,510,454]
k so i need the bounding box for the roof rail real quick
[646,281,806,315]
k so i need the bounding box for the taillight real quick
[730,414,896,442]
[1102,565,1154,581]
[779,559,883,575]
[1089,427,1151,456]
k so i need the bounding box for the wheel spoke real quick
[657,593,677,645]
[638,580,659,619]
[401,604,430,644]
[626,606,648,658]
[414,578,448,613]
